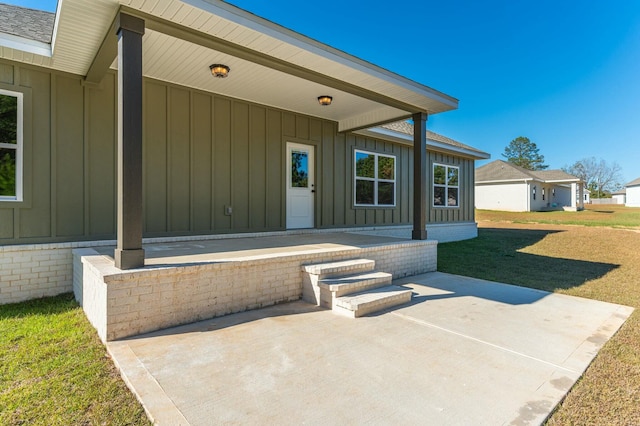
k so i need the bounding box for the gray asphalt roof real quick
[476,160,580,183]
[626,177,640,187]
[380,121,489,157]
[0,3,55,44]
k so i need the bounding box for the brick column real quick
[114,13,145,270]
[412,112,428,240]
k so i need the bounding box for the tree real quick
[502,136,548,170]
[563,157,623,198]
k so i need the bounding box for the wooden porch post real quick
[114,13,145,270]
[412,112,428,240]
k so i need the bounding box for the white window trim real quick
[0,88,23,202]
[354,149,396,207]
[433,163,459,208]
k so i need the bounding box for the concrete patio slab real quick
[107,272,633,425]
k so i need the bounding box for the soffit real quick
[0,0,458,131]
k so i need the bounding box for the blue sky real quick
[8,0,640,184]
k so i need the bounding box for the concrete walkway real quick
[108,272,633,425]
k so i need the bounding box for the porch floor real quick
[93,232,410,266]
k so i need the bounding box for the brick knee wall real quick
[75,240,438,342]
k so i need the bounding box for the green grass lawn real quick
[0,294,149,425]
[477,203,640,229]
[439,207,640,424]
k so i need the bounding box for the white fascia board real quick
[476,179,533,184]
[183,0,457,109]
[541,179,581,184]
[428,140,491,160]
[0,32,51,57]
[357,127,411,144]
[355,127,490,160]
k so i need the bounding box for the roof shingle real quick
[476,160,580,183]
[626,177,640,187]
[0,3,55,44]
[380,121,489,157]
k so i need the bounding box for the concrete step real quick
[333,285,412,318]
[318,271,392,297]
[302,258,375,279]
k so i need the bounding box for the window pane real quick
[433,185,445,206]
[378,156,394,180]
[355,152,375,178]
[448,188,458,206]
[0,94,18,145]
[291,151,308,188]
[447,167,458,186]
[434,165,446,185]
[0,148,16,196]
[355,179,374,205]
[378,182,394,205]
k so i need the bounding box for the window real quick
[542,188,546,201]
[0,89,22,201]
[433,164,459,207]
[290,150,309,188]
[354,150,395,206]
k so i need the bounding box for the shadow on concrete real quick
[122,300,324,340]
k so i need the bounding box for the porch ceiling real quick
[0,0,458,132]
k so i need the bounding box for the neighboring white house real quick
[583,188,591,204]
[626,178,640,207]
[475,160,584,212]
[611,189,626,205]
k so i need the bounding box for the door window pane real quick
[291,151,308,188]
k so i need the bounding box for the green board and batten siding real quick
[1,59,477,246]
[428,151,475,224]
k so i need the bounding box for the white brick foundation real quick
[354,222,478,243]
[426,222,478,243]
[0,244,79,304]
[74,239,437,342]
[0,241,116,305]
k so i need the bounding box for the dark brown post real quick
[114,13,145,269]
[412,112,428,240]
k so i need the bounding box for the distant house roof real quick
[476,160,580,184]
[626,177,640,187]
[532,169,581,182]
[612,189,626,195]
[0,3,54,44]
[355,120,490,160]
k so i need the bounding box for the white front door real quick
[286,142,315,229]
